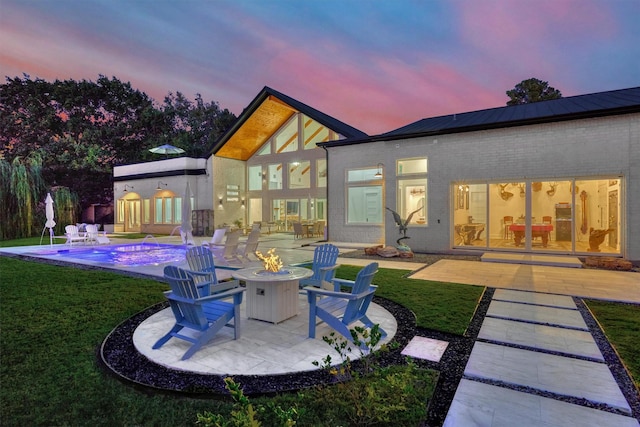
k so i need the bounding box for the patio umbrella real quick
[149,144,185,155]
[45,193,56,247]
[181,182,193,243]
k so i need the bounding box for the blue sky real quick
[1,0,638,134]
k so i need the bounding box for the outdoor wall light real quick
[156,181,168,190]
[374,163,384,178]
[219,198,223,206]
[241,199,245,207]
[123,184,134,192]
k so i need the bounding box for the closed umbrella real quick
[45,193,56,247]
[181,182,193,244]
[149,144,185,155]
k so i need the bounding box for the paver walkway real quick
[443,288,639,427]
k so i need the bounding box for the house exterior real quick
[113,86,366,236]
[320,87,640,262]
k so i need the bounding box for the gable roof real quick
[209,86,367,160]
[320,86,640,148]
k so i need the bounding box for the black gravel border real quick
[98,296,419,397]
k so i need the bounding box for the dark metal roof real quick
[320,87,640,148]
[208,86,367,156]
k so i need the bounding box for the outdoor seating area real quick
[64,224,110,245]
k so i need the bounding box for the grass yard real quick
[585,299,640,389]
[0,255,477,426]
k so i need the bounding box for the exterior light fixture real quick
[241,199,245,207]
[219,198,223,206]
[156,181,168,190]
[374,163,384,178]
[123,184,134,192]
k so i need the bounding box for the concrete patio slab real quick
[478,317,603,360]
[493,288,576,308]
[481,252,583,268]
[486,300,587,330]
[444,379,640,427]
[464,342,631,414]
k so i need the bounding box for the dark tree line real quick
[0,74,236,210]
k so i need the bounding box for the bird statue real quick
[386,206,423,246]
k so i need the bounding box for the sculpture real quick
[588,228,615,252]
[386,206,422,246]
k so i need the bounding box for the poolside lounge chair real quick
[208,230,241,264]
[185,246,237,297]
[236,229,260,262]
[153,265,245,360]
[296,243,340,290]
[85,224,110,245]
[305,262,386,346]
[65,225,86,246]
[202,228,226,248]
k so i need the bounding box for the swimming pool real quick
[49,243,187,267]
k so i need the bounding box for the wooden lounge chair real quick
[64,225,86,246]
[236,229,260,262]
[152,265,245,360]
[202,228,226,248]
[296,243,340,290]
[208,229,241,264]
[185,246,238,297]
[305,262,386,345]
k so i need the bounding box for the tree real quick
[506,78,562,106]
[1,75,236,215]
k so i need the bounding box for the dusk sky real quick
[1,0,639,135]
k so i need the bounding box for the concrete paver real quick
[493,288,576,308]
[486,300,587,330]
[478,317,603,360]
[444,379,640,427]
[465,341,631,413]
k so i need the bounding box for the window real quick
[164,198,172,223]
[117,200,125,223]
[143,199,150,224]
[248,165,262,191]
[268,164,282,189]
[317,159,327,187]
[289,160,310,189]
[154,196,180,224]
[257,143,271,156]
[174,197,182,223]
[397,158,427,175]
[155,198,163,223]
[396,158,428,225]
[346,166,383,224]
[275,116,298,153]
[302,115,330,149]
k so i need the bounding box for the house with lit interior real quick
[113,86,366,237]
[319,87,640,262]
[114,86,639,263]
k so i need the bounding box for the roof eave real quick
[319,104,640,148]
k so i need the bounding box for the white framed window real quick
[346,166,383,224]
[268,164,282,189]
[397,158,428,225]
[289,160,310,189]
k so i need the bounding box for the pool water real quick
[53,244,187,267]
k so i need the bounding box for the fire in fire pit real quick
[255,248,283,272]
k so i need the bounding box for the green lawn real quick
[3,239,636,425]
[585,299,640,389]
[0,254,480,426]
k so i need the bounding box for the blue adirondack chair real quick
[153,265,245,360]
[185,246,230,297]
[297,243,340,290]
[305,262,386,344]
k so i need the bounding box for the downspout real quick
[322,145,329,241]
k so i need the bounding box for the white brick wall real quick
[327,113,640,261]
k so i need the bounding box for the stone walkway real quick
[443,288,639,427]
